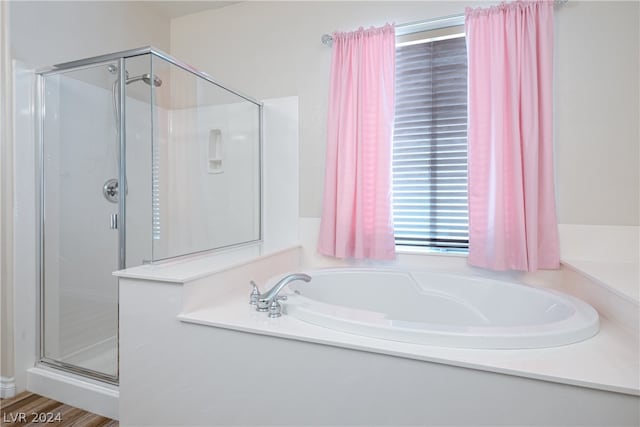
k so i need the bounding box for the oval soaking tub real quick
[282,268,599,349]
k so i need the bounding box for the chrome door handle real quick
[110,213,118,229]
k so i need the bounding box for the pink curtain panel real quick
[466,1,560,271]
[318,24,396,260]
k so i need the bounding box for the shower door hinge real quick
[110,213,118,229]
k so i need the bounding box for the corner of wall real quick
[10,59,37,395]
[0,0,16,394]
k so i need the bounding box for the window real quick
[392,25,469,251]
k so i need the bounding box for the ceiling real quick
[146,1,239,19]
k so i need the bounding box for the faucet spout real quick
[256,273,311,312]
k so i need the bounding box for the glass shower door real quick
[41,61,120,381]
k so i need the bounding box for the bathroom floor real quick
[0,392,117,426]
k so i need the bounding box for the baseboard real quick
[0,376,16,398]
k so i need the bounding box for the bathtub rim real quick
[279,267,600,350]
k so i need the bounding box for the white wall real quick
[554,1,639,225]
[10,0,170,393]
[171,1,640,226]
[9,1,170,68]
[262,97,300,252]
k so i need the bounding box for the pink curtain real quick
[317,24,396,260]
[465,1,560,271]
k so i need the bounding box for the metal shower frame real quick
[35,46,264,384]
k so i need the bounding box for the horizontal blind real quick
[393,35,469,249]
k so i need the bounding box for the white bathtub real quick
[283,268,599,349]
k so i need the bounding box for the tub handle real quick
[249,281,261,305]
[268,296,288,318]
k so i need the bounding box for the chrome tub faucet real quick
[249,273,312,318]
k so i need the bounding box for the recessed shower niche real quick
[37,47,262,382]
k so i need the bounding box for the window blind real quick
[393,34,469,249]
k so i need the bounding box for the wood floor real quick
[0,392,117,426]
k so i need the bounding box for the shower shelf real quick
[208,129,223,174]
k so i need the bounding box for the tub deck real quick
[118,245,639,426]
[178,284,638,397]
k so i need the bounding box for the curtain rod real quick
[321,0,569,47]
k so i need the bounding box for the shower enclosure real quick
[36,47,262,383]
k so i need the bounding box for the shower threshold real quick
[26,365,118,420]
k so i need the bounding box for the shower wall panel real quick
[165,102,259,257]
